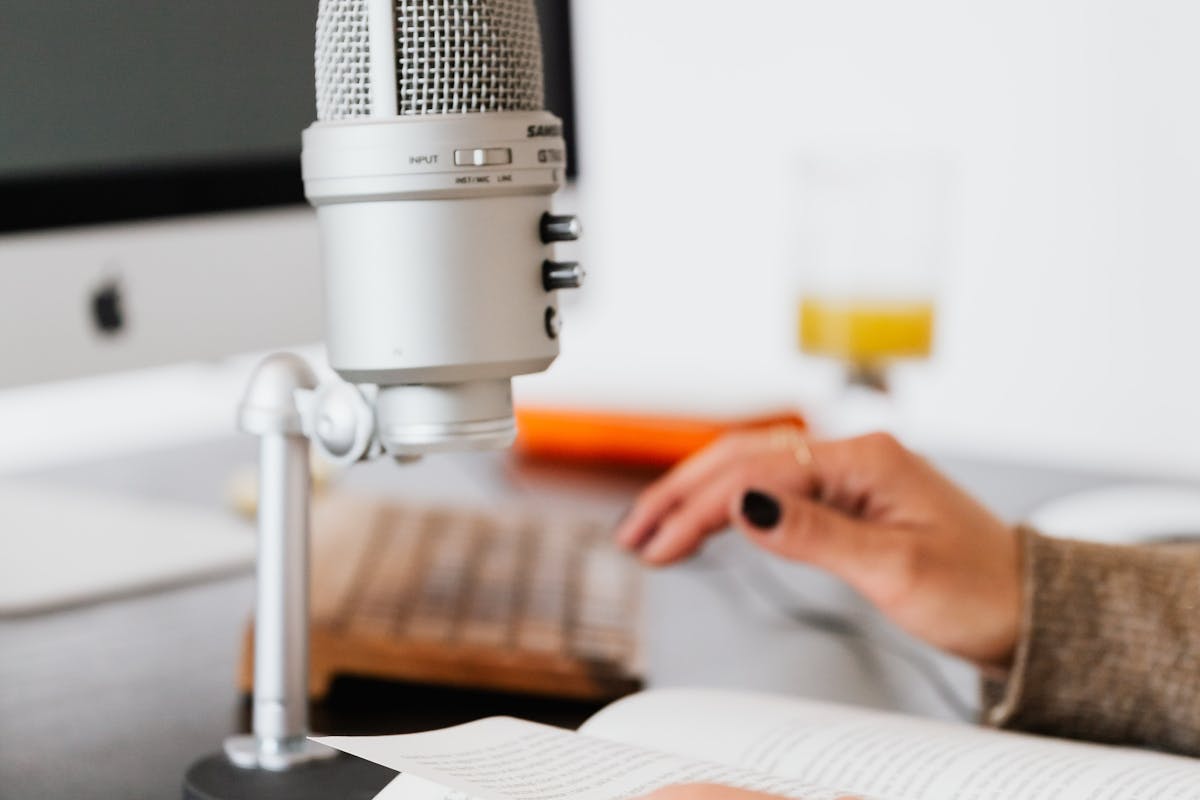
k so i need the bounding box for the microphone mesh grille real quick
[316,0,545,121]
[315,0,373,120]
[396,1,544,115]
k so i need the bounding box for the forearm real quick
[983,528,1200,756]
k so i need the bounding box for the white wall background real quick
[521,0,1200,478]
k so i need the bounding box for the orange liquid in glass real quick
[798,298,935,363]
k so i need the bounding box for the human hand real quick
[614,431,1022,670]
[634,783,861,800]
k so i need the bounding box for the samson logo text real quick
[527,124,563,138]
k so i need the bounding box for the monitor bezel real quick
[0,158,304,235]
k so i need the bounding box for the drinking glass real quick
[794,153,949,392]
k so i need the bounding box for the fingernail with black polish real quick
[741,490,781,530]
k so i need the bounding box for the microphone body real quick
[302,0,578,456]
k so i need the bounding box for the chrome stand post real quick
[183,353,394,800]
[223,353,335,770]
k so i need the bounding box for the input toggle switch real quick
[540,213,582,243]
[453,147,512,167]
[542,260,585,291]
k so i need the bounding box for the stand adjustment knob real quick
[540,213,582,243]
[307,382,375,466]
[542,260,585,291]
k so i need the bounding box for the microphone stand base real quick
[182,752,396,800]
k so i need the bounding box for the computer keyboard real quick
[239,492,643,702]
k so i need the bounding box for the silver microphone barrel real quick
[304,0,579,457]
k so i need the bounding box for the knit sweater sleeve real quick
[981,527,1200,756]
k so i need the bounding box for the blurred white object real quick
[0,483,254,616]
[1026,483,1200,546]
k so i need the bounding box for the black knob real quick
[542,260,585,292]
[541,213,582,243]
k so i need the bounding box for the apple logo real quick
[91,279,125,336]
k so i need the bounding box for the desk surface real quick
[0,437,1130,800]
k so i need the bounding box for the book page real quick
[580,688,1200,800]
[316,717,863,800]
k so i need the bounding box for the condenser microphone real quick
[302,0,582,458]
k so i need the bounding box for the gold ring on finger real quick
[769,426,814,468]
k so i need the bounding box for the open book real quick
[318,688,1200,800]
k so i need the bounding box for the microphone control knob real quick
[542,261,585,292]
[541,213,582,243]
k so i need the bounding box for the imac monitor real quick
[0,0,578,389]
[0,1,579,618]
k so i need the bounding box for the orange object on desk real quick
[513,407,807,469]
